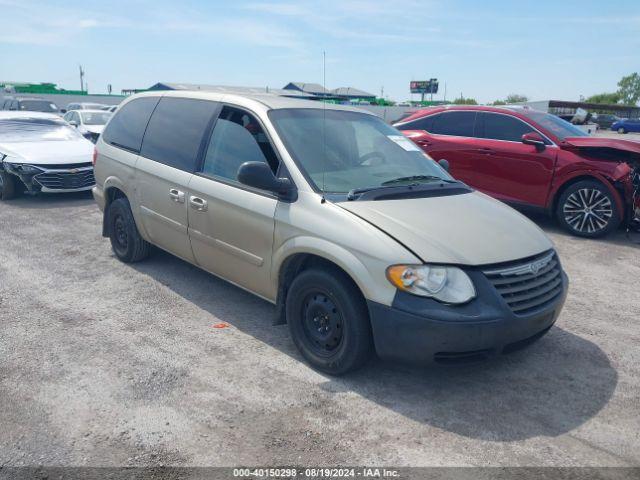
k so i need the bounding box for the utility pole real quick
[79,65,85,92]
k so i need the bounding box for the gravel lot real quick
[0,192,639,469]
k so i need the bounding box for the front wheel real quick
[286,267,373,375]
[618,127,626,134]
[556,180,621,238]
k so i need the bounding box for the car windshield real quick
[522,111,589,140]
[80,111,111,125]
[268,109,452,194]
[0,117,82,143]
[19,100,59,113]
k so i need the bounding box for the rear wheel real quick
[556,180,620,238]
[286,267,373,375]
[0,171,18,200]
[107,197,150,262]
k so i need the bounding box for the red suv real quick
[395,106,640,237]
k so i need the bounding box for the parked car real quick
[395,106,640,238]
[63,109,111,143]
[611,118,640,134]
[1,97,60,114]
[592,113,620,130]
[65,102,108,112]
[93,92,568,374]
[0,111,95,199]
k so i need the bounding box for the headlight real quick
[5,163,42,174]
[386,264,476,304]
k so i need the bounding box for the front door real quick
[472,112,557,207]
[188,105,279,300]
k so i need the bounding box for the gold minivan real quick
[93,91,568,374]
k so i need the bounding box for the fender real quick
[271,235,396,307]
[547,168,628,215]
[101,175,151,241]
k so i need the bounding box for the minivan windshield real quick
[269,109,452,194]
[521,111,589,140]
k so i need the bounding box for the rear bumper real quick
[368,270,568,365]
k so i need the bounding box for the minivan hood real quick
[0,138,93,165]
[339,192,553,266]
[563,136,640,155]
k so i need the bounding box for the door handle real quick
[415,139,432,147]
[189,196,208,211]
[478,148,495,155]
[168,188,185,203]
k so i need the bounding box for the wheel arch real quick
[273,244,377,325]
[550,173,625,218]
[101,181,128,237]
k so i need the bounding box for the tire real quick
[556,180,621,238]
[107,197,150,263]
[618,127,626,134]
[0,171,18,200]
[286,267,373,375]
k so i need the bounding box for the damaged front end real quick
[563,139,640,229]
[1,160,95,193]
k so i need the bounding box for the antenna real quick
[321,50,327,203]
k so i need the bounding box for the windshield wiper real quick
[381,175,456,186]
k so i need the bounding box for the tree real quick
[453,97,478,105]
[585,92,622,104]
[505,94,528,103]
[617,72,640,105]
[492,100,507,105]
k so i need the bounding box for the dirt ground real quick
[0,192,639,469]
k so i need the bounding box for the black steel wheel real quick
[286,267,373,375]
[556,180,621,238]
[107,197,150,262]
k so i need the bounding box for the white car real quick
[63,109,112,143]
[0,111,95,200]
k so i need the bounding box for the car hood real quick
[563,136,640,154]
[339,192,553,266]
[0,138,94,165]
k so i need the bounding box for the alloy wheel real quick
[563,188,613,234]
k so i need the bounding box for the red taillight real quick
[92,147,97,166]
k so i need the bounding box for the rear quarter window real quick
[140,97,219,172]
[102,97,160,153]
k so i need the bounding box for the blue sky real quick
[1,0,638,103]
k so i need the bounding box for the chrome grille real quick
[33,168,95,190]
[483,251,563,315]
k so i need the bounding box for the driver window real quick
[201,106,279,183]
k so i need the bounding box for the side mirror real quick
[522,132,546,151]
[438,159,450,172]
[60,109,67,114]
[237,161,296,201]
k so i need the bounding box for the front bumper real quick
[3,163,95,193]
[368,268,568,365]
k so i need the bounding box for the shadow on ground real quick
[132,248,618,443]
[519,209,640,249]
[5,190,94,210]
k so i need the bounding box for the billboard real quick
[410,79,438,94]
